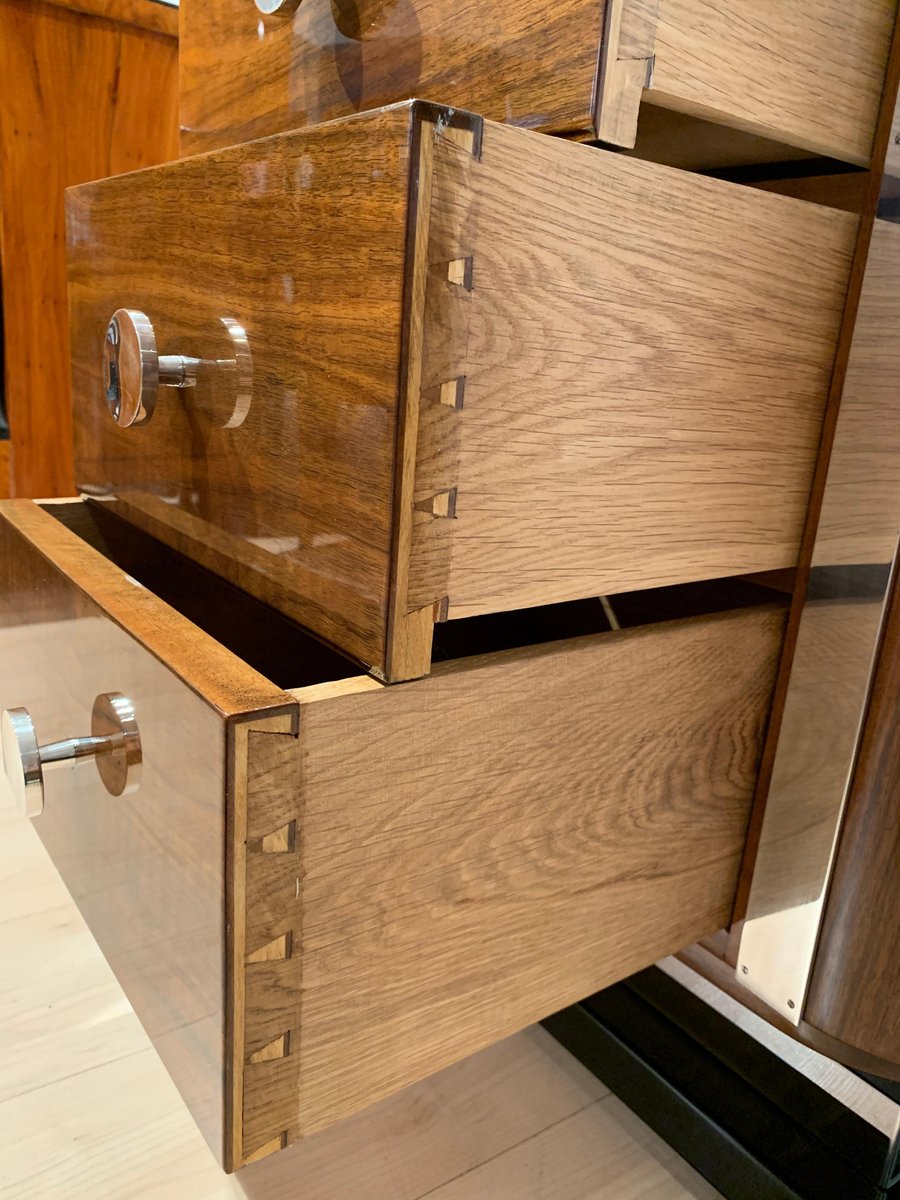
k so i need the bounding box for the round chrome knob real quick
[103,309,200,428]
[1,693,142,819]
[255,0,302,13]
[102,309,252,430]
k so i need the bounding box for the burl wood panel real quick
[71,103,854,680]
[406,120,856,621]
[68,103,420,674]
[180,0,605,154]
[233,604,785,1163]
[0,0,178,499]
[599,0,896,165]
[804,565,900,1065]
[0,501,296,1167]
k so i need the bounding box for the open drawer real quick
[69,101,854,682]
[0,498,785,1170]
[179,0,895,166]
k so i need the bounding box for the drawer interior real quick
[45,500,788,688]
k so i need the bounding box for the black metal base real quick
[542,967,900,1200]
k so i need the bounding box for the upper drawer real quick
[68,101,855,681]
[179,0,896,164]
[0,498,785,1169]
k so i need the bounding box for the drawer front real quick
[234,602,786,1164]
[0,501,296,1169]
[69,104,853,682]
[180,0,604,154]
[180,0,894,164]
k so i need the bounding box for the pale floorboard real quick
[0,801,721,1198]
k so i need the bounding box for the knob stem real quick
[158,355,202,389]
[39,734,118,769]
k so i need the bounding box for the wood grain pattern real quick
[0,0,178,499]
[180,0,893,165]
[0,501,299,1166]
[600,0,896,165]
[235,604,785,1157]
[406,120,856,620]
[42,0,178,35]
[72,104,853,679]
[0,442,10,499]
[69,103,418,674]
[734,598,884,923]
[814,219,900,568]
[804,566,900,1066]
[179,0,605,154]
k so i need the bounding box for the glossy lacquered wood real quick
[69,102,854,680]
[803,565,900,1067]
[0,499,784,1169]
[0,500,295,1167]
[179,0,894,163]
[0,0,178,499]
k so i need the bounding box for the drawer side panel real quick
[409,123,857,617]
[292,604,785,1139]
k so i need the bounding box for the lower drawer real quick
[0,499,784,1169]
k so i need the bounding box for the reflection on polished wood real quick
[0,0,178,499]
[599,0,895,166]
[236,603,785,1162]
[0,499,784,1170]
[815,220,900,567]
[805,566,900,1065]
[735,25,900,1056]
[180,0,894,164]
[43,0,177,35]
[69,101,854,679]
[738,597,884,924]
[0,501,296,1168]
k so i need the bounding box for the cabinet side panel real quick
[410,123,856,617]
[295,604,785,1135]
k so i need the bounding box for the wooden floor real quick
[0,799,722,1199]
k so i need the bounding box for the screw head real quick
[787,999,796,1010]
[741,965,749,975]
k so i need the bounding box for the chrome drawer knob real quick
[103,310,252,430]
[255,0,302,13]
[1,693,141,819]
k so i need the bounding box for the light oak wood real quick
[0,815,721,1200]
[180,0,607,154]
[0,498,783,1169]
[70,103,853,679]
[0,500,296,1169]
[234,603,784,1161]
[44,0,178,36]
[0,0,178,499]
[599,0,896,165]
[180,0,893,166]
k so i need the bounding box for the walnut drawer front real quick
[68,101,853,682]
[179,0,895,165]
[0,499,784,1170]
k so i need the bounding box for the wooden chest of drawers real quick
[179,0,896,164]
[68,100,854,681]
[0,498,784,1168]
